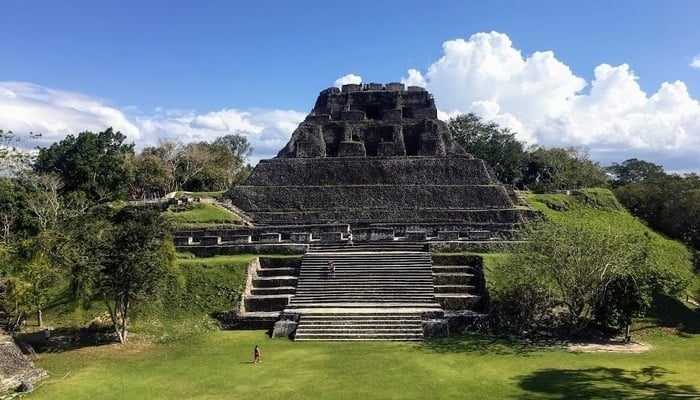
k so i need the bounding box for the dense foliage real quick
[448,113,609,191]
[491,190,695,337]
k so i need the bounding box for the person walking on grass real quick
[254,345,262,363]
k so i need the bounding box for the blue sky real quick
[2,0,699,171]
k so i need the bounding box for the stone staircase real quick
[295,312,424,341]
[433,264,481,310]
[284,242,443,341]
[233,257,301,329]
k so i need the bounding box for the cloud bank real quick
[402,32,700,171]
[0,81,305,164]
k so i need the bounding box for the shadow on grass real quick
[419,333,540,356]
[516,366,700,399]
[15,326,116,354]
[639,294,700,336]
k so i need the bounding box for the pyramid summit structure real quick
[226,82,523,238]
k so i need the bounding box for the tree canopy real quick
[33,128,135,202]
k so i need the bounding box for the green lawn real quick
[165,203,240,226]
[30,329,700,399]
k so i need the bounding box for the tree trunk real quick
[104,294,125,344]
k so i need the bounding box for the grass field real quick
[30,327,700,400]
[164,203,240,226]
[21,189,700,398]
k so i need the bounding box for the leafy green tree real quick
[68,206,174,343]
[658,189,700,250]
[448,113,526,185]
[128,153,174,200]
[14,231,63,326]
[606,158,666,188]
[33,128,135,202]
[613,174,700,245]
[141,138,182,193]
[100,206,174,343]
[500,215,651,335]
[522,146,609,192]
[212,133,253,164]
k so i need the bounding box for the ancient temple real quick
[227,82,522,239]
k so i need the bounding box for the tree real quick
[127,153,173,200]
[606,158,665,188]
[522,146,609,192]
[33,128,135,202]
[658,189,700,250]
[212,133,253,163]
[14,231,63,326]
[448,114,526,185]
[141,139,182,193]
[96,206,174,343]
[500,215,651,336]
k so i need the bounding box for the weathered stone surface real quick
[0,334,46,393]
[444,311,489,334]
[271,320,298,338]
[405,231,427,241]
[276,83,466,158]
[226,82,524,236]
[422,319,449,338]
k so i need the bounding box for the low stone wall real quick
[176,244,307,257]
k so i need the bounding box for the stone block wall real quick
[229,185,514,212]
[241,157,494,186]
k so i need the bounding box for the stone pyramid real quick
[227,82,522,238]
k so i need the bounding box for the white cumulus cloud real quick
[404,31,700,171]
[0,81,306,164]
[334,74,362,87]
[691,54,700,69]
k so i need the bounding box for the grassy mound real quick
[525,188,696,295]
[164,203,241,227]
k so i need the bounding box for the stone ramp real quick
[285,243,443,341]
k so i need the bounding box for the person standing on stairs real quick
[327,260,335,277]
[347,230,353,246]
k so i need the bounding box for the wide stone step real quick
[291,298,436,303]
[253,277,298,287]
[285,302,442,309]
[301,316,421,322]
[256,267,298,277]
[434,294,481,310]
[432,273,473,285]
[432,265,473,273]
[251,286,297,295]
[297,327,423,334]
[294,333,423,341]
[243,294,291,311]
[433,285,474,294]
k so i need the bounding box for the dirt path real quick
[565,341,650,353]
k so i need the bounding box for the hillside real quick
[525,188,695,294]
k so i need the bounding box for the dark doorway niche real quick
[366,106,381,120]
